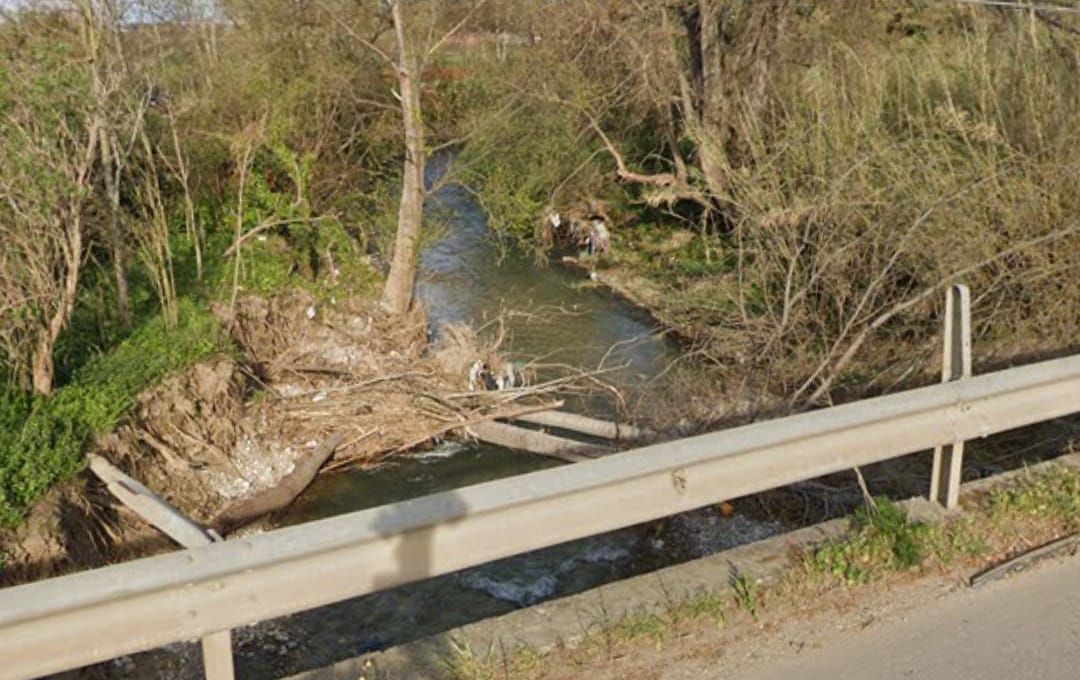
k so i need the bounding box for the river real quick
[212,161,782,677]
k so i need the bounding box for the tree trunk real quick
[213,433,344,535]
[469,421,608,463]
[31,342,55,397]
[32,214,85,396]
[680,0,793,201]
[99,132,131,328]
[512,410,649,440]
[381,0,426,316]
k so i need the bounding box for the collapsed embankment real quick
[0,290,561,586]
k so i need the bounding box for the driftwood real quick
[89,455,217,547]
[469,421,609,463]
[213,433,345,535]
[511,410,648,440]
[390,400,565,455]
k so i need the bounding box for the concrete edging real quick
[289,452,1080,679]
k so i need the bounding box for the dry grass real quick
[601,9,1080,408]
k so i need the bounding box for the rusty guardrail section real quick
[2,351,1079,679]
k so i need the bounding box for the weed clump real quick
[810,465,1080,588]
[811,498,928,585]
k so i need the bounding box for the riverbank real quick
[0,288,557,585]
[566,224,1078,414]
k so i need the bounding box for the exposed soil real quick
[0,289,529,585]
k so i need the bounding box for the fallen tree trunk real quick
[89,455,217,547]
[389,400,565,456]
[470,421,609,463]
[511,411,649,440]
[213,433,344,535]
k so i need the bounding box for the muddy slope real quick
[0,290,495,584]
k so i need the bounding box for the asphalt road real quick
[725,553,1080,680]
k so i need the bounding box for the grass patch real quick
[810,498,929,585]
[441,638,497,680]
[608,612,669,645]
[676,590,726,628]
[808,465,1080,588]
[730,568,762,619]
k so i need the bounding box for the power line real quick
[931,0,1080,14]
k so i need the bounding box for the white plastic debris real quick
[468,359,485,392]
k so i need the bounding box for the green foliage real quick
[810,466,1080,589]
[922,515,987,566]
[0,388,86,527]
[453,52,610,243]
[210,222,379,301]
[198,133,380,301]
[0,303,222,527]
[811,498,927,585]
[988,467,1080,530]
[730,569,761,619]
[613,224,734,283]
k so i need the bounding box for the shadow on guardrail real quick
[232,491,475,679]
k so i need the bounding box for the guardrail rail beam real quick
[2,353,1080,679]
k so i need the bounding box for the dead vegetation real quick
[216,291,622,474]
[1,289,638,581]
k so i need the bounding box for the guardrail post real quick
[929,283,971,510]
[201,630,235,680]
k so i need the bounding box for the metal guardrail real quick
[2,346,1080,679]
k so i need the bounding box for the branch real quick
[538,92,709,206]
[222,215,336,258]
[799,221,1080,405]
[319,0,396,66]
[424,0,488,65]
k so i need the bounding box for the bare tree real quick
[87,0,139,328]
[0,8,104,394]
[381,0,428,314]
[325,0,484,314]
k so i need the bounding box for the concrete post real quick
[201,631,235,680]
[929,283,971,509]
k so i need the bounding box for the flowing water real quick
[225,161,785,677]
[99,157,1076,678]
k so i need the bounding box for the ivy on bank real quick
[0,301,222,528]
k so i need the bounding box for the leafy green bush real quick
[811,498,927,585]
[0,303,222,527]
